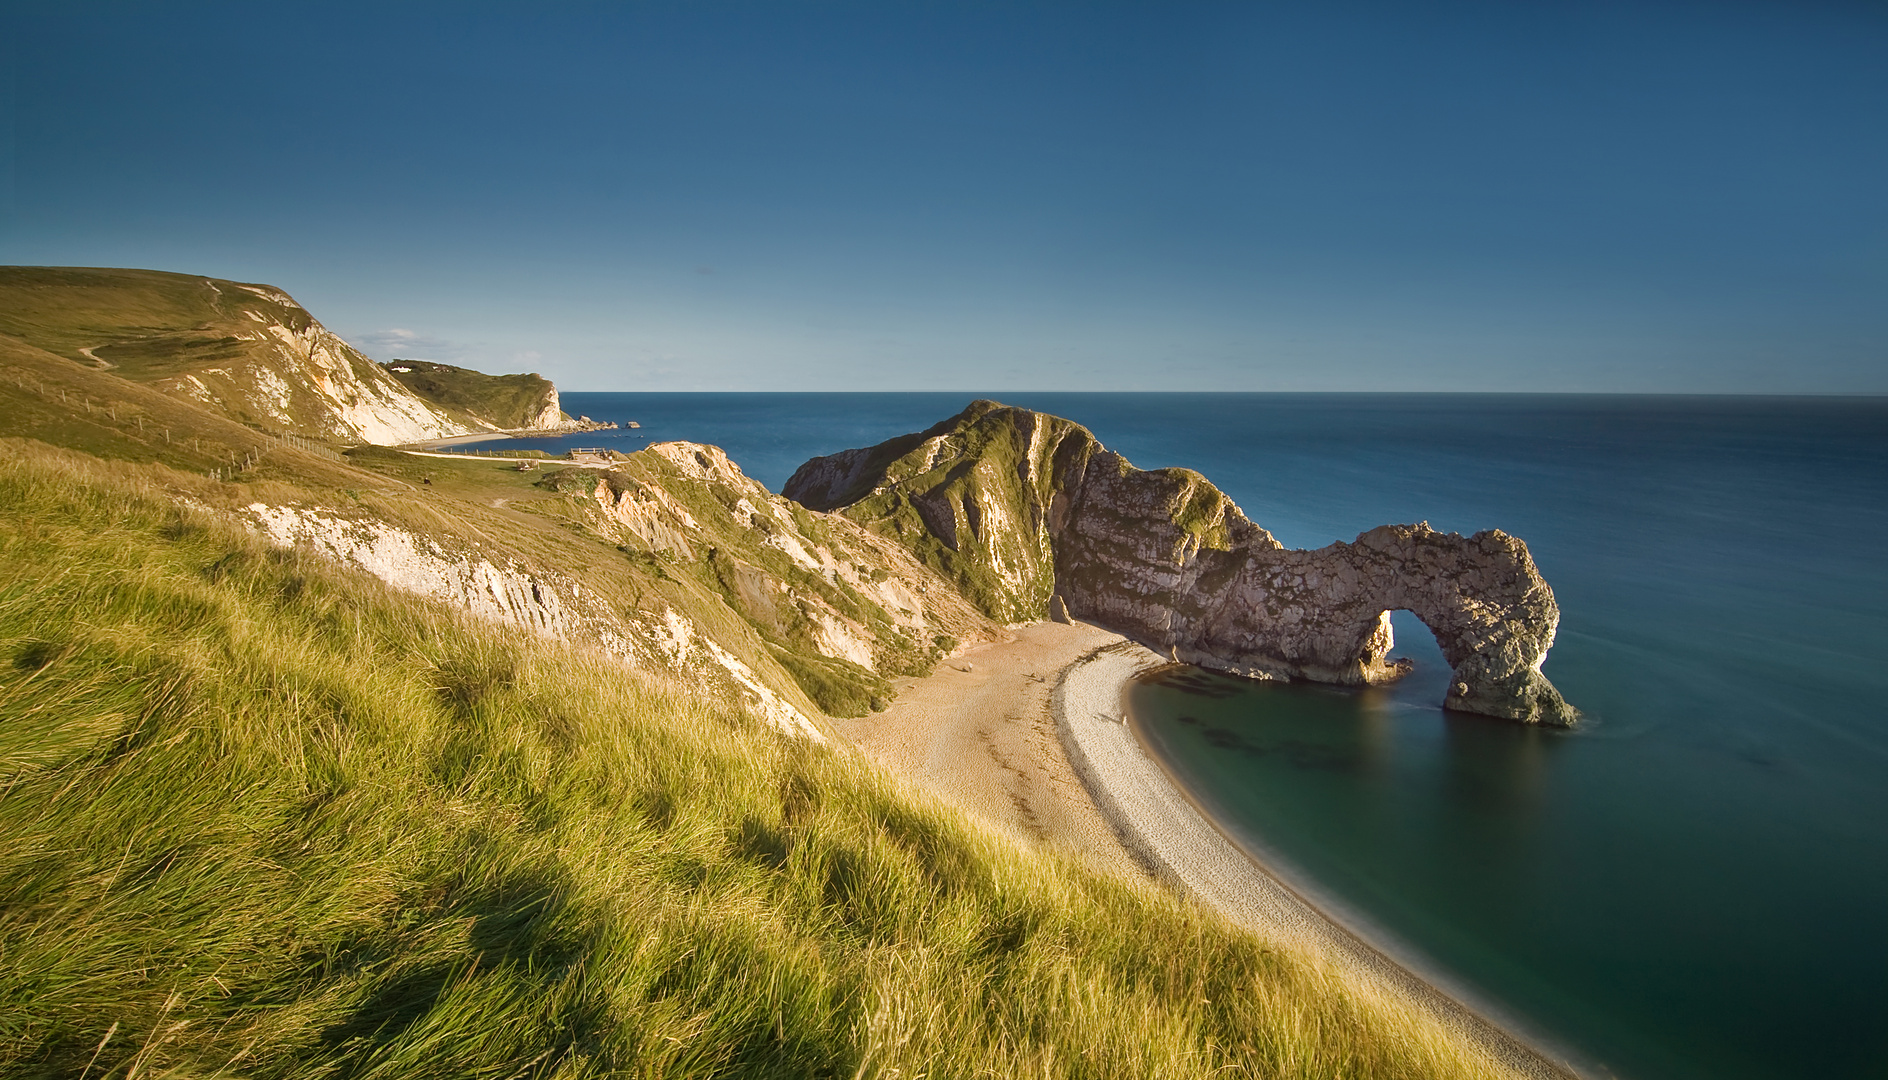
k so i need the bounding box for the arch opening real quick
[1377,608,1456,709]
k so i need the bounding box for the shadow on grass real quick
[318,864,606,1072]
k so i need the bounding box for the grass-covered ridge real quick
[0,443,1509,1079]
[786,402,1098,623]
[381,360,568,431]
[0,331,977,726]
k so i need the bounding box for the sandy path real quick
[403,432,517,450]
[843,620,1584,1080]
[76,345,117,370]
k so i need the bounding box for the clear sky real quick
[2,1,1883,392]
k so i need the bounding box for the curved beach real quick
[838,619,1584,1080]
[1056,636,1584,1080]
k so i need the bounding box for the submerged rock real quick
[786,400,1576,725]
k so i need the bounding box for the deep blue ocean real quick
[531,393,1888,1080]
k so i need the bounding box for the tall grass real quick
[0,445,1513,1079]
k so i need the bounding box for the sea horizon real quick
[527,391,1888,1079]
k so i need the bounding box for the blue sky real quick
[2,1,1883,392]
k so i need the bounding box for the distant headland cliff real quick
[0,266,603,444]
[786,400,1576,725]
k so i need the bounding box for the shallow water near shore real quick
[550,391,1888,1080]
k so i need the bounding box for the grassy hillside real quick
[381,360,569,431]
[0,333,960,725]
[0,443,1510,1079]
[0,267,245,375]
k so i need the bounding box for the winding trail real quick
[76,346,117,370]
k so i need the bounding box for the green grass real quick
[0,443,1513,1079]
[1,271,968,726]
[0,335,877,728]
[0,267,316,380]
[0,267,238,370]
[1168,470,1235,552]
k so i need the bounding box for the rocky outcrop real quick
[785,405,1090,622]
[180,291,474,444]
[786,401,1576,725]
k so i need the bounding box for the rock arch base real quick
[1052,455,1577,726]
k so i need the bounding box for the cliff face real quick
[787,401,1576,725]
[0,267,478,444]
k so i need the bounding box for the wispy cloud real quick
[353,327,469,361]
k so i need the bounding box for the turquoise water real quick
[549,392,1888,1079]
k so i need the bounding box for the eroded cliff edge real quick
[786,400,1576,725]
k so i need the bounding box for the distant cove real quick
[533,391,1888,1080]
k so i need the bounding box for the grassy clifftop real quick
[0,267,255,375]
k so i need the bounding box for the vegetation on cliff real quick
[381,359,571,431]
[785,401,1098,622]
[0,315,980,726]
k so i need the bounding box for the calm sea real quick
[536,392,1888,1080]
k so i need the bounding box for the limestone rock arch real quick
[789,400,1578,725]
